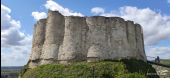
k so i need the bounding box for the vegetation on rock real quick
[21,59,159,78]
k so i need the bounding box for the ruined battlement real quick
[28,10,146,68]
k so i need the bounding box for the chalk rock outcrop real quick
[28,10,146,68]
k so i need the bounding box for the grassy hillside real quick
[160,59,170,65]
[21,59,159,78]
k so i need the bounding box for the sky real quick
[1,0,170,66]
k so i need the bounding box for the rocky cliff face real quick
[28,10,146,68]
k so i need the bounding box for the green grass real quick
[160,59,170,65]
[21,59,159,78]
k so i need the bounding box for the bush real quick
[21,59,159,78]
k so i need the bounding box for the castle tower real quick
[135,24,146,60]
[40,10,65,65]
[108,17,129,59]
[58,16,88,63]
[29,19,46,68]
[28,11,147,68]
[86,16,110,62]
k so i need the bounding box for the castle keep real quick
[28,10,146,68]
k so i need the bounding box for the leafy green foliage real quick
[19,64,29,77]
[21,59,159,78]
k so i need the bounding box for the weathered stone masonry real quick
[28,10,146,68]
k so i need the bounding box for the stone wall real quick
[40,11,65,65]
[28,10,146,68]
[29,19,46,68]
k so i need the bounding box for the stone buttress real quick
[29,19,46,68]
[40,11,65,65]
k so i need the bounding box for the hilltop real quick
[21,59,159,78]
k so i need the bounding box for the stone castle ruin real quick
[28,10,146,68]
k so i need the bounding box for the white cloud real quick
[91,7,105,15]
[119,6,170,46]
[91,6,170,59]
[100,12,117,17]
[32,11,47,20]
[1,4,32,66]
[1,5,18,30]
[1,46,31,66]
[95,6,170,46]
[168,0,170,4]
[44,0,84,16]
[146,46,170,59]
[1,4,32,47]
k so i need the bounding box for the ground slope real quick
[21,59,159,78]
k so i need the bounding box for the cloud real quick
[1,4,32,66]
[44,0,84,16]
[1,5,18,30]
[168,0,170,4]
[91,6,170,59]
[1,4,32,47]
[94,6,170,46]
[1,46,31,66]
[119,6,170,46]
[32,11,47,20]
[91,7,105,15]
[146,46,170,59]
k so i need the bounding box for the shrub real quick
[21,59,159,78]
